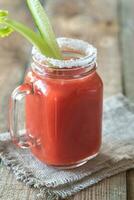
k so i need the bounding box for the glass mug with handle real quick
[9,38,103,169]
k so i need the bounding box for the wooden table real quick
[0,0,134,199]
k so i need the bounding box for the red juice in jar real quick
[25,38,103,168]
[9,38,103,169]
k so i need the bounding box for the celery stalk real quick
[27,0,62,59]
[0,10,55,57]
[0,2,62,59]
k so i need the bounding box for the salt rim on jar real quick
[32,37,97,69]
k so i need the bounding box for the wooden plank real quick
[119,0,134,102]
[126,170,134,200]
[119,0,134,199]
[0,0,127,200]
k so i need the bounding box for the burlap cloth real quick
[0,94,134,200]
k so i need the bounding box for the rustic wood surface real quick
[119,0,134,102]
[0,0,133,200]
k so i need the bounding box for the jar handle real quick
[9,83,35,148]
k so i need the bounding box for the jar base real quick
[49,152,99,170]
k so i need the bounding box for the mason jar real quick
[9,38,103,169]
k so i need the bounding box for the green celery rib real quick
[1,19,54,57]
[27,0,62,59]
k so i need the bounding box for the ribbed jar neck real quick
[31,37,97,79]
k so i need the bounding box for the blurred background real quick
[0,0,133,132]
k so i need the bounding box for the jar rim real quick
[32,37,97,69]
